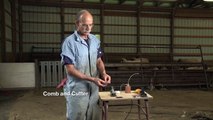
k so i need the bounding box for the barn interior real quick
[0,0,213,120]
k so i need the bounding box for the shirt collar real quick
[74,30,91,42]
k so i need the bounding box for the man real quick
[60,10,111,120]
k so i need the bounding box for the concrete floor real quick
[0,88,213,120]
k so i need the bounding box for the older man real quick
[60,10,111,120]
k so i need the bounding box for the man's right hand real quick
[94,78,107,87]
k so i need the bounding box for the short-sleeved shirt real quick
[61,31,101,80]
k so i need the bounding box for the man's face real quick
[76,15,93,36]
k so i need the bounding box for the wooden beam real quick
[0,0,6,62]
[18,2,23,62]
[143,0,177,2]
[175,8,213,18]
[104,11,136,17]
[20,0,137,10]
[20,0,102,9]
[170,8,175,62]
[11,0,17,61]
[119,0,126,4]
[19,0,186,13]
[100,0,105,4]
[141,7,172,12]
[136,0,142,54]
[100,4,104,53]
[60,0,65,43]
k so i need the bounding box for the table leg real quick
[102,101,109,120]
[144,99,149,120]
[137,100,141,120]
[102,102,104,120]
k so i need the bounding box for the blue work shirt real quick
[61,31,100,81]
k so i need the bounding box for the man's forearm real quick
[65,64,107,87]
[65,64,95,82]
[97,58,107,77]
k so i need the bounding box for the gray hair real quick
[76,10,92,22]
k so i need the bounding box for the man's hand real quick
[93,78,108,87]
[102,73,111,85]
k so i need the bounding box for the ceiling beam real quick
[159,0,177,1]
[19,0,213,9]
[119,0,126,4]
[100,0,105,4]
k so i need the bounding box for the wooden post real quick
[170,8,175,81]
[170,8,175,62]
[18,1,23,62]
[100,1,105,62]
[60,0,65,43]
[11,0,17,61]
[136,0,142,55]
[0,0,6,62]
[34,59,41,90]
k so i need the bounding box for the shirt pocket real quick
[75,51,88,70]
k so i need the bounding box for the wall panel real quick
[104,36,137,44]
[16,2,19,53]
[22,6,61,54]
[174,18,213,60]
[140,17,171,54]
[104,15,137,53]
[3,1,212,62]
[64,8,100,33]
[0,63,35,88]
[5,0,12,53]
